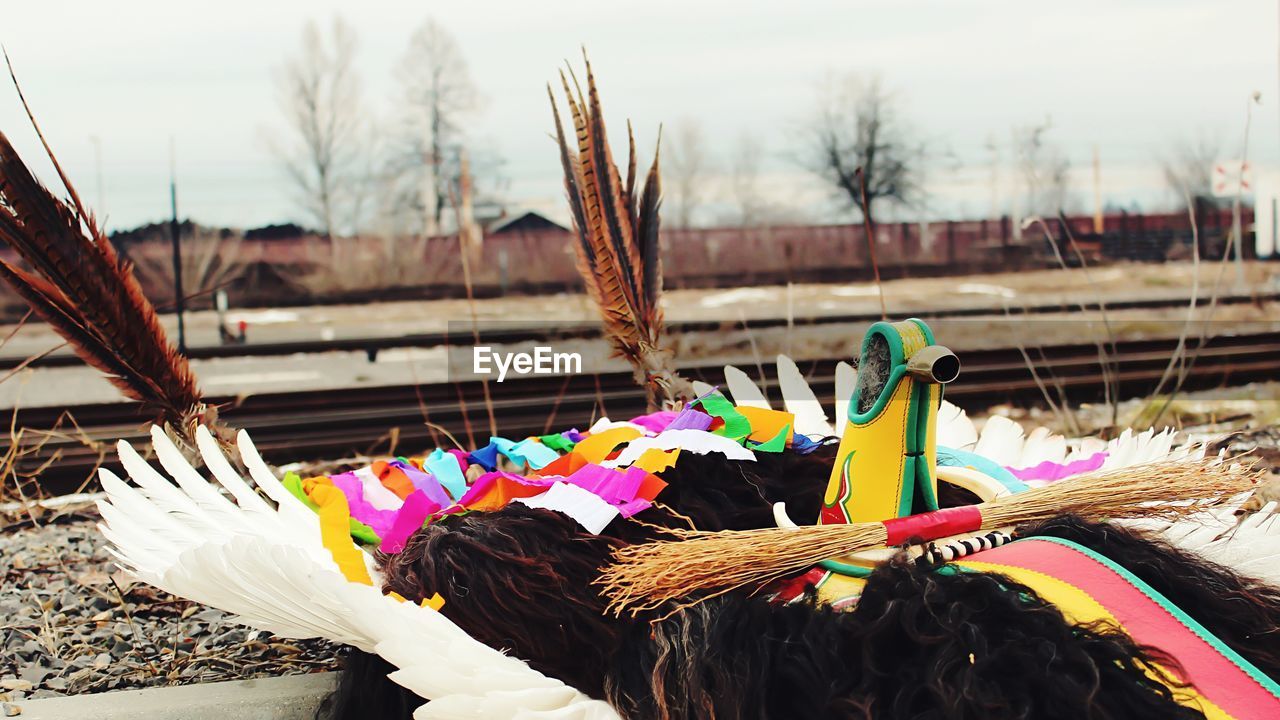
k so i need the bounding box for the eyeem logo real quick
[473,346,583,382]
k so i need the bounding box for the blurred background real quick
[2,2,1280,704]
[1,0,1278,487]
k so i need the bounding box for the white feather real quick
[195,425,274,515]
[1151,500,1280,587]
[98,427,618,719]
[1016,427,1067,469]
[834,361,856,436]
[972,415,1025,467]
[775,355,834,437]
[690,380,717,399]
[936,400,978,450]
[723,365,770,409]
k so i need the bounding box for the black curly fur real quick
[326,448,1274,720]
[329,448,835,720]
[610,556,1201,720]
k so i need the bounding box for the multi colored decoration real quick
[283,394,817,550]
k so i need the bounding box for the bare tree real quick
[1161,133,1220,207]
[727,132,765,227]
[1012,119,1072,218]
[274,17,366,238]
[802,74,920,228]
[664,118,710,229]
[125,224,250,309]
[391,18,479,237]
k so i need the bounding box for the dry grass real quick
[1,408,107,527]
[1,328,105,523]
[127,229,251,310]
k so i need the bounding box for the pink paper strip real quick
[1007,451,1108,482]
[630,410,678,434]
[446,448,471,472]
[617,498,653,518]
[457,470,555,507]
[330,472,397,538]
[378,491,440,553]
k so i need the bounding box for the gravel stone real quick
[0,518,339,698]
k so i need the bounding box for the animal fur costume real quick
[325,460,1280,720]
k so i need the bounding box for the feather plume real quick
[550,54,691,410]
[0,58,207,436]
[97,427,620,719]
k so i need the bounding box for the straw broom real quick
[596,457,1261,616]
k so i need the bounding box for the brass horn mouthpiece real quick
[906,345,960,384]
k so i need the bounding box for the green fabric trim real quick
[818,558,874,578]
[848,320,907,426]
[910,382,940,512]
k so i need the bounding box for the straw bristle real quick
[596,457,1261,616]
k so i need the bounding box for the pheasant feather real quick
[0,58,207,435]
[550,55,691,410]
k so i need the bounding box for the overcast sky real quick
[1,0,1277,230]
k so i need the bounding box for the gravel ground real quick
[0,520,338,704]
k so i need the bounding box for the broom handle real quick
[881,505,983,545]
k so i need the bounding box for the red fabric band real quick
[882,505,983,545]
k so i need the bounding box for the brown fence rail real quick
[0,209,1257,319]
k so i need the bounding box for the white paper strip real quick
[603,429,756,468]
[515,482,620,535]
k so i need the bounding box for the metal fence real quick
[0,208,1258,318]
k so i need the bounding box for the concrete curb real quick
[7,673,337,720]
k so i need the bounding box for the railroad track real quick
[4,291,1277,370]
[9,330,1280,495]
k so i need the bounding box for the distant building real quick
[483,210,570,236]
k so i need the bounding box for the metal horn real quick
[906,345,960,384]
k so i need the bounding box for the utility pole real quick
[169,138,186,354]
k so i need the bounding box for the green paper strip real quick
[694,392,752,442]
[537,433,576,453]
[749,422,791,453]
[283,472,380,545]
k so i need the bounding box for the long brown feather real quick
[0,65,208,437]
[549,55,692,410]
[636,135,663,322]
[624,120,638,229]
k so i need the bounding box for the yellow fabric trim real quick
[813,571,866,608]
[823,377,913,523]
[894,320,930,356]
[959,560,1232,720]
[922,383,940,507]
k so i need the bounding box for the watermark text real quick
[473,346,583,381]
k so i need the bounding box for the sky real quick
[1,0,1278,231]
